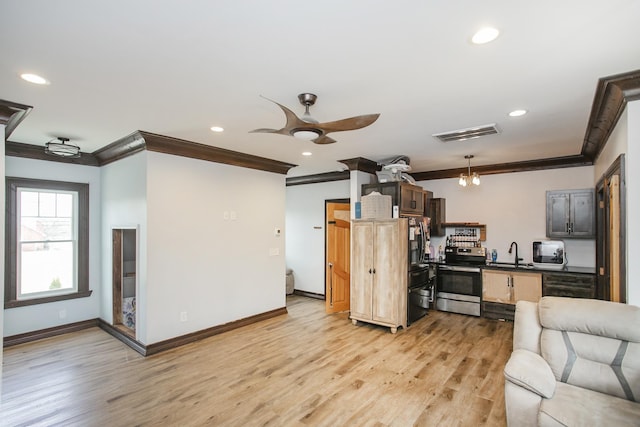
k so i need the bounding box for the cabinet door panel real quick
[482,270,511,303]
[512,272,542,303]
[372,221,399,323]
[547,193,569,237]
[351,222,374,319]
[570,191,595,237]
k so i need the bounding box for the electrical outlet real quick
[180,311,188,322]
[223,211,229,220]
[59,309,67,319]
[269,248,279,256]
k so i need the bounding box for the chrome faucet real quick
[509,241,523,267]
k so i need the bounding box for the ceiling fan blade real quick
[249,127,290,136]
[312,135,337,145]
[316,113,380,133]
[256,96,309,134]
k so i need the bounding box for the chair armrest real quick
[504,349,556,399]
[513,300,542,353]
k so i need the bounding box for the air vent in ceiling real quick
[432,123,499,142]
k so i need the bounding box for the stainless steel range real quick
[436,246,486,316]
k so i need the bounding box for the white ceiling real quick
[2,1,640,177]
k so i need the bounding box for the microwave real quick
[532,240,566,270]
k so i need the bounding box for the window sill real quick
[5,290,93,309]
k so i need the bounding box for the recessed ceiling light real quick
[210,126,224,132]
[302,152,312,156]
[471,27,500,44]
[509,109,528,117]
[20,73,49,85]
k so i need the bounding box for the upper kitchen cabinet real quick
[362,182,426,217]
[426,197,446,236]
[546,189,595,239]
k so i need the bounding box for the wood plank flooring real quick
[1,296,513,426]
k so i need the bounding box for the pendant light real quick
[459,155,480,187]
[45,137,81,158]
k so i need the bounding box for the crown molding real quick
[9,130,297,175]
[5,140,100,166]
[582,69,640,161]
[0,99,32,140]
[338,157,380,174]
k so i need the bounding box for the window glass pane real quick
[20,191,39,217]
[21,216,73,242]
[57,193,73,217]
[39,192,56,217]
[19,241,75,296]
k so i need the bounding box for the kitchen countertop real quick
[428,259,596,275]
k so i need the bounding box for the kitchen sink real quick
[486,262,536,270]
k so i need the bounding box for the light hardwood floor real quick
[1,296,513,426]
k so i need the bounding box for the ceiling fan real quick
[250,93,380,144]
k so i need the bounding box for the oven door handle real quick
[438,265,481,273]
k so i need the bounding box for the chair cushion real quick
[539,297,640,402]
[538,297,640,342]
[539,382,640,427]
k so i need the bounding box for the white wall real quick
[100,152,148,341]
[595,108,627,179]
[285,180,350,294]
[417,166,596,267]
[1,124,5,369]
[625,101,639,306]
[144,152,287,344]
[3,157,102,336]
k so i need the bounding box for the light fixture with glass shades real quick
[45,137,81,158]
[459,155,480,187]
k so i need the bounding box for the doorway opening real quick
[596,154,626,302]
[112,228,138,338]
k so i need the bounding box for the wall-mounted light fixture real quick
[459,154,480,187]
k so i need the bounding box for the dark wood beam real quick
[411,155,592,181]
[286,171,350,186]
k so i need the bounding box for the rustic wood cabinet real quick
[542,272,596,299]
[362,182,426,216]
[546,189,595,238]
[482,269,542,320]
[351,219,408,333]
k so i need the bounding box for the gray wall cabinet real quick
[546,189,595,238]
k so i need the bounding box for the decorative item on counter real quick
[360,191,392,219]
[491,249,498,262]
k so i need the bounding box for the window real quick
[5,178,91,308]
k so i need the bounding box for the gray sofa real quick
[504,296,640,426]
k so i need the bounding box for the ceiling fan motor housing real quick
[298,93,317,107]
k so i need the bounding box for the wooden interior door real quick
[326,202,351,313]
[112,229,123,326]
[596,154,626,302]
[609,175,621,302]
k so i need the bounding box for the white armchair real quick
[504,296,640,426]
